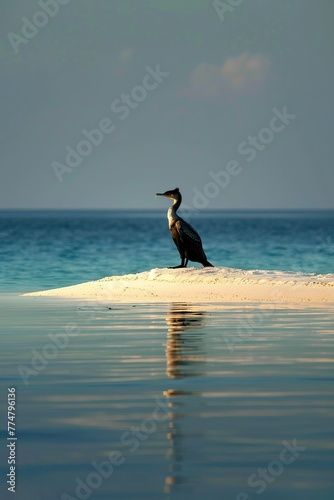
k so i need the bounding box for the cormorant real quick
[156,187,214,268]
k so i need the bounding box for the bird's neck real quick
[167,197,181,226]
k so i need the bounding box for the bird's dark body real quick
[156,187,214,268]
[170,219,212,266]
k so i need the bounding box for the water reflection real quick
[2,297,334,498]
[163,303,207,495]
[164,303,206,379]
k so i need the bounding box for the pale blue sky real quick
[1,0,333,209]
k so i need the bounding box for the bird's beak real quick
[156,192,165,196]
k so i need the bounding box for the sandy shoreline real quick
[23,267,334,303]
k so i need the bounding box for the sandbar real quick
[23,267,334,304]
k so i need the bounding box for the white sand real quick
[23,267,334,303]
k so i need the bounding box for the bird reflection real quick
[162,303,206,495]
[165,303,205,379]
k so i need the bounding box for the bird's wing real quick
[175,219,202,245]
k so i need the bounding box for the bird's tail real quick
[203,260,214,267]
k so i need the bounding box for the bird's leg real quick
[168,257,186,269]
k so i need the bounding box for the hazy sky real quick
[1,0,333,209]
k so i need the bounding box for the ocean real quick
[0,210,334,500]
[1,210,333,293]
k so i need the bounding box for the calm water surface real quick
[1,210,333,498]
[0,296,333,499]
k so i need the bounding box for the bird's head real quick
[156,187,181,201]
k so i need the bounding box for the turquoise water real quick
[0,297,333,499]
[1,211,333,499]
[0,210,333,293]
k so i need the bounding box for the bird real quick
[156,187,214,268]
